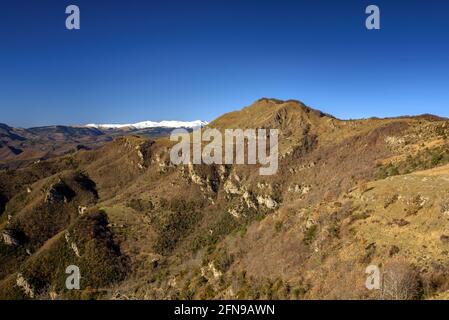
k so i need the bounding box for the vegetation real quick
[303,225,318,245]
[377,146,449,179]
[148,199,202,255]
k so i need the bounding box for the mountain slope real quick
[1,99,449,300]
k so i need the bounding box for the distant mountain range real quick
[85,120,207,130]
[0,120,207,168]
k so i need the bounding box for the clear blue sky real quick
[0,0,448,127]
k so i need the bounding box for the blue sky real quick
[0,0,448,127]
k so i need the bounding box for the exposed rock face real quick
[242,191,257,209]
[180,163,221,199]
[256,195,277,209]
[65,231,81,258]
[257,182,270,189]
[208,262,223,280]
[187,163,204,186]
[228,208,241,219]
[78,206,88,215]
[288,184,311,194]
[16,273,35,298]
[152,153,170,172]
[385,136,406,147]
[135,142,153,170]
[201,262,223,281]
[2,230,20,246]
[224,180,240,195]
[224,176,279,213]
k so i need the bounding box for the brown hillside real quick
[1,99,449,300]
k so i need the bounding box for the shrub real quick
[381,259,421,300]
[376,164,400,179]
[303,225,317,245]
[431,152,442,165]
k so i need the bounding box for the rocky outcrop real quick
[187,163,205,186]
[16,273,35,298]
[201,262,223,281]
[385,136,406,148]
[181,163,221,199]
[78,206,88,215]
[228,208,241,219]
[64,231,81,258]
[224,179,241,195]
[256,195,277,209]
[137,147,145,170]
[288,184,311,195]
[2,230,20,246]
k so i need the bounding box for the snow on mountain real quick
[85,120,208,130]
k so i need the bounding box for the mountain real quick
[0,121,207,169]
[0,123,27,142]
[1,99,449,300]
[85,120,208,130]
[26,125,105,140]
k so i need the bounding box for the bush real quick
[303,225,317,245]
[376,164,400,179]
[431,153,443,166]
[381,259,421,300]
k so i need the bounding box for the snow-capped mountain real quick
[85,120,208,130]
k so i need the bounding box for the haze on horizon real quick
[1,0,448,128]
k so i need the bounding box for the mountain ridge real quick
[0,120,207,169]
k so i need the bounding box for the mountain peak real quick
[209,98,334,130]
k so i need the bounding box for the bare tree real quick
[381,259,421,300]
